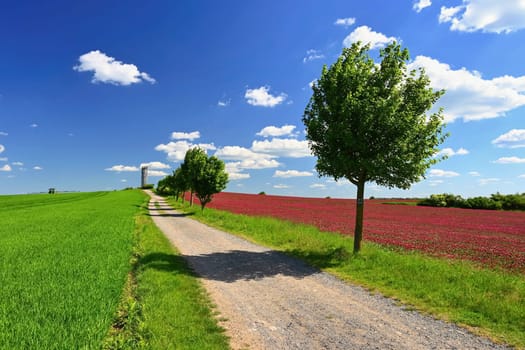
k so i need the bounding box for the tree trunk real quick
[353,180,365,253]
[190,190,194,207]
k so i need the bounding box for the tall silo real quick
[141,166,148,188]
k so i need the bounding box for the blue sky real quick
[1,0,524,198]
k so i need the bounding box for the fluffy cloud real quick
[436,147,469,157]
[303,49,325,63]
[140,161,171,169]
[519,174,525,179]
[105,165,139,172]
[273,184,290,189]
[251,138,312,158]
[0,157,6,162]
[413,0,432,12]
[309,183,327,189]
[334,17,356,27]
[343,26,396,49]
[245,86,287,107]
[33,166,43,171]
[74,50,155,86]
[408,56,525,122]
[215,146,274,161]
[171,131,200,140]
[492,129,525,148]
[273,170,313,178]
[0,144,4,153]
[469,171,481,177]
[147,170,169,177]
[155,141,216,162]
[224,162,251,181]
[493,156,525,164]
[0,131,7,136]
[428,169,460,177]
[0,164,11,171]
[439,0,525,33]
[214,146,280,172]
[256,125,297,138]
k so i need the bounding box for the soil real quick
[146,191,510,350]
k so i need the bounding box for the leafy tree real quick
[303,42,447,253]
[169,167,190,202]
[181,147,228,210]
[193,155,229,211]
[181,147,208,206]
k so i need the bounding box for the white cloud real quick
[478,178,500,186]
[303,49,325,63]
[30,123,38,128]
[309,183,327,189]
[256,125,297,138]
[227,171,251,181]
[439,0,525,34]
[428,180,444,186]
[492,129,525,148]
[105,165,139,172]
[273,184,290,189]
[469,171,481,176]
[519,174,525,179]
[215,146,275,161]
[0,164,11,172]
[413,0,432,13]
[245,86,287,107]
[0,131,7,136]
[408,55,525,122]
[273,170,314,178]
[493,156,525,164]
[0,157,6,162]
[171,131,200,140]
[334,17,356,27]
[140,161,170,170]
[428,169,460,177]
[228,159,280,170]
[343,25,396,49]
[33,166,43,171]
[436,147,470,157]
[217,99,230,107]
[251,138,312,158]
[0,144,4,153]
[73,50,155,86]
[155,141,216,162]
[147,170,169,177]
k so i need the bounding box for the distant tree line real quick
[418,193,525,211]
[156,147,228,211]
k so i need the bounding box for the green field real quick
[0,190,228,350]
[0,191,145,349]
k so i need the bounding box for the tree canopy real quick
[303,41,447,253]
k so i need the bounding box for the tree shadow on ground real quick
[139,249,321,283]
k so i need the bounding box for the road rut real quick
[146,191,508,350]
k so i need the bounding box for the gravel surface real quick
[146,191,510,350]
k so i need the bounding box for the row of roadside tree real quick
[156,147,229,211]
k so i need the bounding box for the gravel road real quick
[146,191,509,350]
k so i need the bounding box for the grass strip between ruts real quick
[166,197,525,350]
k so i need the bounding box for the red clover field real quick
[205,192,525,273]
[0,190,145,349]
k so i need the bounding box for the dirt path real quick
[146,191,509,350]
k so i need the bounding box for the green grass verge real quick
[0,191,144,349]
[103,196,229,349]
[167,198,525,349]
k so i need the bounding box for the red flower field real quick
[203,192,525,273]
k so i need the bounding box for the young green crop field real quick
[0,190,229,350]
[0,191,145,349]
